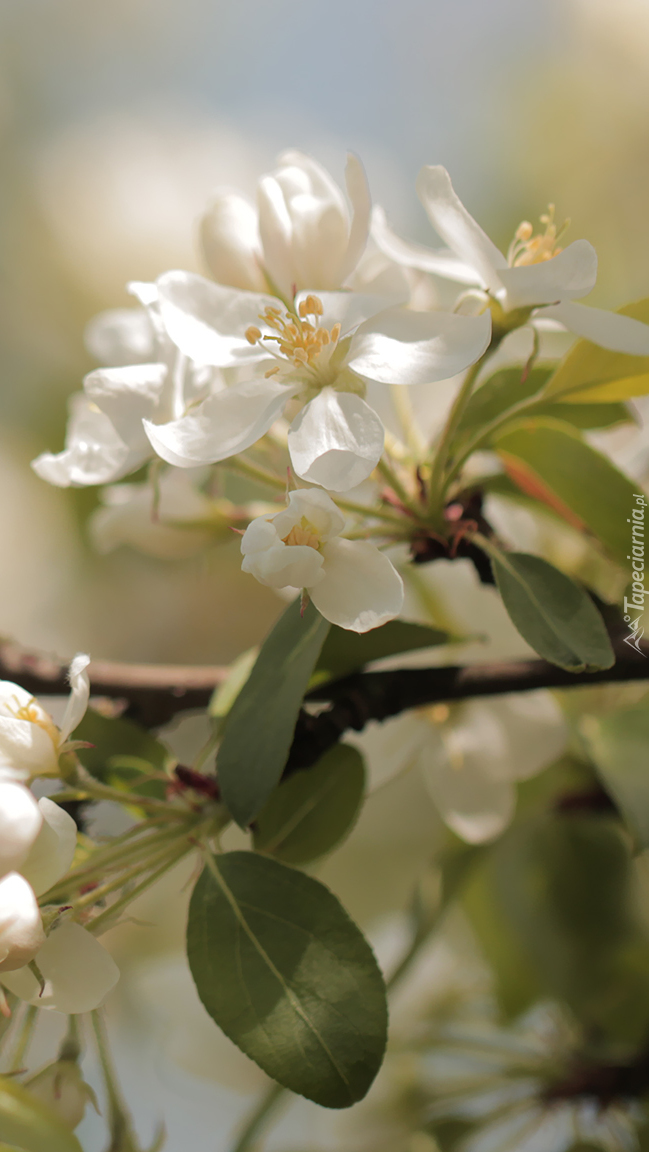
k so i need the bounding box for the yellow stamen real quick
[11,699,59,747]
[282,518,321,549]
[254,296,341,372]
[265,366,281,378]
[508,204,569,267]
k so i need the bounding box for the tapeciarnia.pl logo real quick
[623,493,648,655]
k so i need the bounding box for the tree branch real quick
[285,638,649,772]
[3,636,648,743]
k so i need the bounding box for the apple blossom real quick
[144,278,491,491]
[0,873,45,972]
[200,150,372,298]
[26,1056,97,1130]
[240,487,404,632]
[31,284,218,489]
[354,691,568,842]
[89,468,219,559]
[1,920,120,1013]
[0,654,90,780]
[374,166,649,353]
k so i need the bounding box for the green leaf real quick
[252,744,365,864]
[581,705,649,850]
[209,647,258,721]
[187,851,388,1108]
[0,1076,83,1152]
[217,600,331,828]
[315,619,449,682]
[543,298,649,402]
[493,417,639,566]
[72,709,168,798]
[485,814,649,1044]
[488,549,614,671]
[457,366,629,441]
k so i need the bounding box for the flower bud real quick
[25,1058,96,1130]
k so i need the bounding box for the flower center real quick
[507,204,569,267]
[281,518,321,550]
[245,295,341,380]
[9,698,59,747]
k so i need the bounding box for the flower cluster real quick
[31,150,649,632]
[0,657,119,1013]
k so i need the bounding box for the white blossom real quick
[200,150,372,298]
[374,166,649,353]
[240,487,404,632]
[0,873,45,973]
[144,279,491,491]
[1,920,119,1013]
[31,284,218,488]
[89,468,218,558]
[354,691,568,842]
[26,1057,97,1130]
[0,654,90,780]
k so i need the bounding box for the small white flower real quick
[1,920,120,1013]
[240,487,404,632]
[90,468,217,559]
[354,692,568,842]
[0,653,90,780]
[20,797,77,897]
[31,284,217,489]
[145,279,491,491]
[26,1057,97,1130]
[0,783,44,876]
[0,873,45,973]
[374,166,649,353]
[201,150,372,298]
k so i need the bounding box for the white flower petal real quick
[200,192,267,292]
[0,873,44,972]
[2,921,120,1012]
[84,307,156,366]
[31,394,135,488]
[497,240,598,309]
[84,364,168,451]
[295,290,402,336]
[339,153,372,284]
[418,732,515,844]
[349,307,492,384]
[372,205,483,285]
[416,166,507,294]
[541,300,649,354]
[243,541,325,590]
[477,693,568,783]
[271,488,347,541]
[349,713,432,792]
[288,389,384,491]
[59,654,90,743]
[0,721,58,780]
[20,798,77,896]
[156,271,277,367]
[310,538,404,632]
[144,376,294,467]
[0,785,43,876]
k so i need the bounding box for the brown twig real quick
[3,633,649,742]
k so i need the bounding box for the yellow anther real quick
[251,301,341,373]
[11,699,59,746]
[508,204,569,267]
[265,366,280,377]
[282,520,321,549]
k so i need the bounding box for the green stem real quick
[229,1081,287,1152]
[71,837,190,916]
[442,392,547,493]
[87,842,193,937]
[428,358,485,517]
[390,383,425,458]
[8,1005,37,1072]
[42,823,192,903]
[376,458,419,515]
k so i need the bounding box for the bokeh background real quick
[2,0,649,1148]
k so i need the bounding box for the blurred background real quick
[2,0,649,1147]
